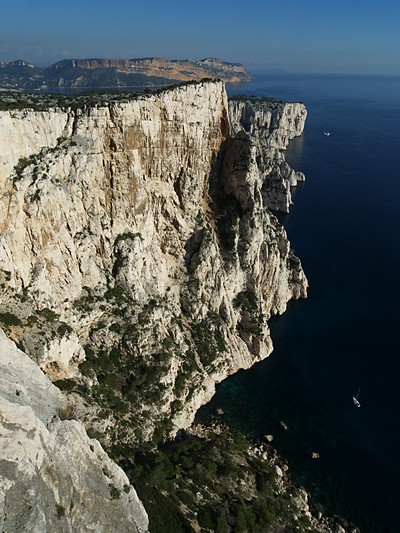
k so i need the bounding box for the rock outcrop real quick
[0,329,148,532]
[0,80,307,449]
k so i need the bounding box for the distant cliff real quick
[0,57,251,91]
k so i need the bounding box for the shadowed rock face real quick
[0,80,307,448]
[0,329,149,533]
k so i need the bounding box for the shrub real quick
[57,322,73,336]
[58,404,76,421]
[54,379,76,392]
[14,154,38,181]
[56,504,65,518]
[0,312,22,326]
[191,312,226,368]
[109,484,121,500]
[37,307,59,321]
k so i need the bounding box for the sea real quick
[196,72,400,533]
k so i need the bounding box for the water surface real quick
[197,73,400,532]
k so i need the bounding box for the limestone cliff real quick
[50,57,252,83]
[228,97,307,212]
[0,329,148,532]
[0,80,307,450]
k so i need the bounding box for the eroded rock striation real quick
[0,329,148,532]
[0,80,307,449]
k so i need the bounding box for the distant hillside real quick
[0,57,251,91]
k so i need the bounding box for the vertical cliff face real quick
[0,82,228,305]
[228,98,307,212]
[0,81,307,449]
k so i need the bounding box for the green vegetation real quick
[53,379,76,392]
[233,288,264,338]
[57,322,73,336]
[104,284,126,302]
[37,307,59,321]
[114,232,143,246]
[213,194,243,252]
[1,270,11,282]
[0,312,22,326]
[60,297,176,447]
[53,293,230,453]
[14,154,40,181]
[0,90,144,111]
[57,403,76,421]
[230,94,285,105]
[217,204,240,251]
[109,484,122,500]
[191,311,226,368]
[56,504,66,518]
[12,134,72,184]
[125,426,313,533]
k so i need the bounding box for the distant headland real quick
[0,57,252,91]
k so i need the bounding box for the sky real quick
[1,0,399,75]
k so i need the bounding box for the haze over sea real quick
[197,72,400,532]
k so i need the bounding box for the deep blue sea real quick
[197,73,400,532]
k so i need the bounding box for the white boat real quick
[353,389,361,407]
[323,131,331,136]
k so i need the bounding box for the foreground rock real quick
[0,329,148,533]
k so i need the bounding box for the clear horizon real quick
[1,0,399,76]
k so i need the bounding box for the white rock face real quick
[229,99,307,212]
[0,108,71,181]
[0,329,149,533]
[0,80,307,444]
[0,81,228,305]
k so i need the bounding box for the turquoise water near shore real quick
[197,73,400,532]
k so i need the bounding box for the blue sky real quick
[1,0,399,75]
